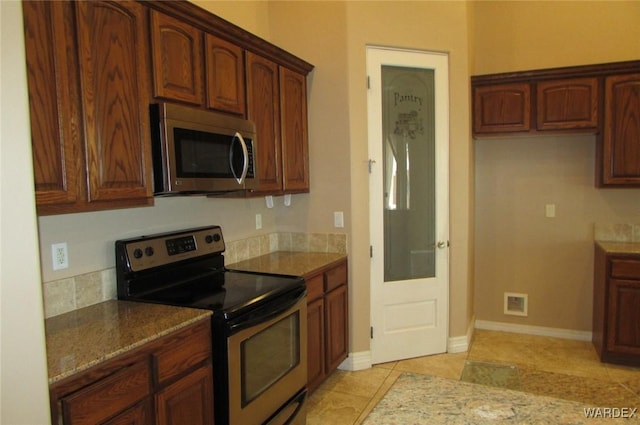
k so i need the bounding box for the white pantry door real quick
[367,46,449,364]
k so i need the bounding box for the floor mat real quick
[460,360,521,390]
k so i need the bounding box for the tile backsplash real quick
[42,231,347,318]
[594,223,640,243]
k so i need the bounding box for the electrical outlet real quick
[52,242,69,270]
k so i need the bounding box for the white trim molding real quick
[475,320,592,342]
[447,316,475,353]
[338,351,372,371]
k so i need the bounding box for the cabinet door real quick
[150,11,203,105]
[23,1,80,209]
[473,83,531,134]
[156,365,214,425]
[307,297,325,393]
[537,78,598,130]
[601,73,640,185]
[75,1,153,204]
[246,52,282,193]
[205,34,245,115]
[607,279,640,355]
[103,401,152,425]
[280,67,310,192]
[325,284,348,373]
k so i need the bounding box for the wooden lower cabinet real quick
[50,320,213,425]
[306,259,349,393]
[156,365,214,425]
[593,244,640,366]
[60,361,151,425]
[325,284,349,373]
[306,297,325,392]
[103,401,152,425]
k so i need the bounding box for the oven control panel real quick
[119,226,225,272]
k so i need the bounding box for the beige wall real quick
[192,0,271,39]
[473,1,640,331]
[472,1,640,75]
[1,2,51,423]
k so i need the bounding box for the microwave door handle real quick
[230,132,249,185]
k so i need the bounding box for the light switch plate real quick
[545,204,556,218]
[334,211,344,228]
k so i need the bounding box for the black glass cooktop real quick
[135,269,303,316]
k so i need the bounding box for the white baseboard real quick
[338,351,372,371]
[447,316,475,353]
[475,320,592,342]
[340,318,476,371]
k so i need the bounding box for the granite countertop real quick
[596,241,640,255]
[45,300,211,384]
[228,251,347,276]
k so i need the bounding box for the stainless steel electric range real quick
[116,225,307,425]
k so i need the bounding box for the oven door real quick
[227,291,307,425]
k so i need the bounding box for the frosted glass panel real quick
[382,65,435,282]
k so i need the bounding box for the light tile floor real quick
[306,330,640,425]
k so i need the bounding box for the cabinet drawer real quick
[610,259,640,279]
[306,274,324,302]
[154,321,211,385]
[325,262,347,292]
[62,361,150,425]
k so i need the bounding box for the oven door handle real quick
[227,287,306,334]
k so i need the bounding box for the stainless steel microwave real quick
[150,102,258,195]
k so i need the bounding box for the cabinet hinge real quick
[370,326,374,339]
[370,245,373,258]
[367,76,370,89]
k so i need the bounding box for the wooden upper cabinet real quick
[150,10,203,105]
[24,0,314,213]
[205,34,246,115]
[75,1,153,204]
[537,77,599,131]
[23,0,153,215]
[473,83,531,134]
[246,52,282,193]
[23,1,80,208]
[280,67,310,192]
[246,54,310,195]
[600,73,640,186]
